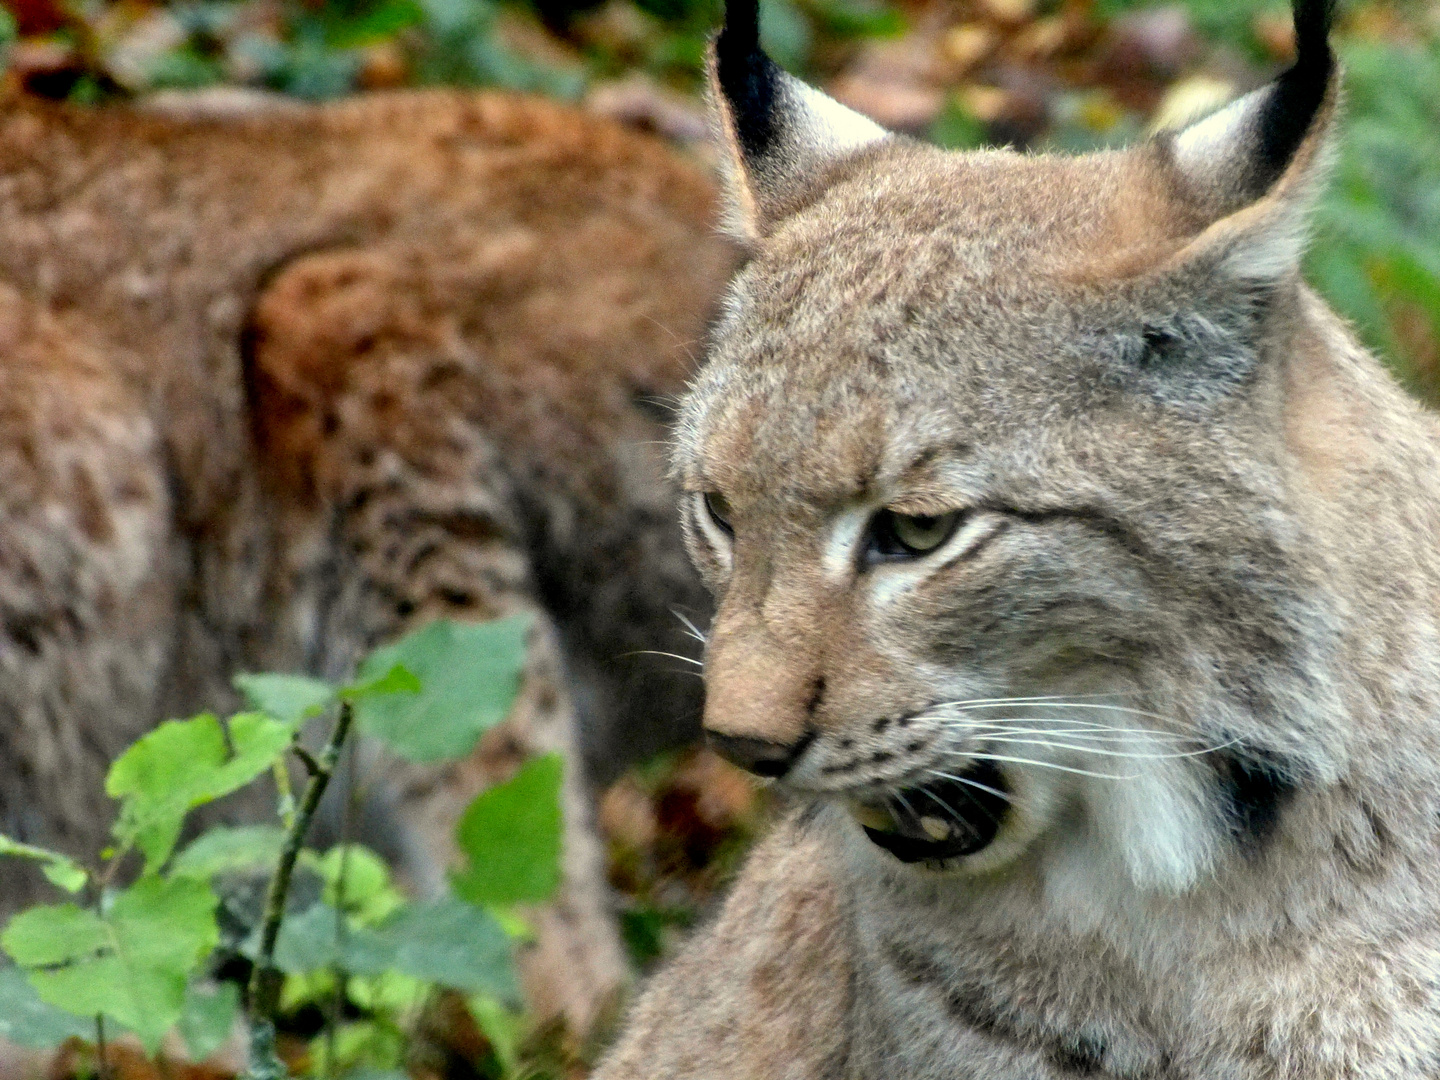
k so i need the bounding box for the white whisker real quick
[892,789,920,820]
[671,609,710,645]
[917,784,967,823]
[951,724,1196,747]
[921,782,1003,828]
[924,771,1013,804]
[949,719,1186,738]
[959,734,1237,760]
[621,649,703,667]
[941,750,1139,781]
[936,699,1173,723]
[926,693,1145,708]
[928,718,1193,749]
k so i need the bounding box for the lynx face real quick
[678,1,1347,890]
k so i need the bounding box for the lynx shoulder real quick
[596,0,1440,1075]
[0,86,737,1034]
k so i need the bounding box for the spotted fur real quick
[0,87,737,1035]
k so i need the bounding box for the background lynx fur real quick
[598,0,1440,1074]
[0,87,735,1033]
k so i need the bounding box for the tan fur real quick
[596,33,1440,1080]
[0,87,737,1035]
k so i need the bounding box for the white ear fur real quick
[1162,82,1338,286]
[784,78,890,159]
[707,46,887,243]
[1171,85,1270,183]
[1157,0,1338,286]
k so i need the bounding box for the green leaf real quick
[307,845,404,925]
[2,904,109,966]
[258,903,395,976]
[378,899,517,999]
[346,969,427,1013]
[315,1023,404,1078]
[324,0,424,46]
[468,994,523,1077]
[171,825,287,880]
[0,965,94,1049]
[341,663,422,702]
[929,95,987,151]
[451,754,563,907]
[0,834,88,894]
[254,895,517,1000]
[234,672,336,729]
[40,861,90,893]
[758,0,811,73]
[107,712,293,871]
[2,876,219,1053]
[354,616,530,763]
[178,980,240,1062]
[806,0,903,39]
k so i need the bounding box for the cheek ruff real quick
[860,761,1010,863]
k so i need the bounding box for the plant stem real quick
[324,739,358,1079]
[94,1014,107,1080]
[244,700,355,1079]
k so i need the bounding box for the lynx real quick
[596,0,1440,1075]
[0,87,736,1034]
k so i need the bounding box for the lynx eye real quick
[703,491,734,535]
[869,509,962,560]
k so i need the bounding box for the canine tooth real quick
[920,816,951,841]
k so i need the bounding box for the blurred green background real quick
[0,0,1436,399]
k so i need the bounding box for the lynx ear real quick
[708,0,888,242]
[1162,0,1338,283]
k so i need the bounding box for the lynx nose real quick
[707,730,815,778]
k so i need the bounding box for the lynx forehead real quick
[598,0,1440,1075]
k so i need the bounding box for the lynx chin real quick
[595,0,1440,1075]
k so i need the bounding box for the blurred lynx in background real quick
[0,85,735,1036]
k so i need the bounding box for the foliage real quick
[452,754,564,906]
[1308,32,1440,400]
[355,617,529,762]
[1095,0,1291,61]
[0,614,556,1079]
[108,712,295,873]
[3,876,219,1052]
[0,0,896,103]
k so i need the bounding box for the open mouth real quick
[856,761,1009,863]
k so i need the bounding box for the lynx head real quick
[679,0,1352,892]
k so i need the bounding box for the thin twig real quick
[325,736,360,1079]
[293,745,322,778]
[245,700,355,1080]
[94,1014,108,1080]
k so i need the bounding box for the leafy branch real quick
[246,698,355,1080]
[0,614,550,1079]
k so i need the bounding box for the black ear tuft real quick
[707,0,886,239]
[1252,0,1336,191]
[716,0,780,160]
